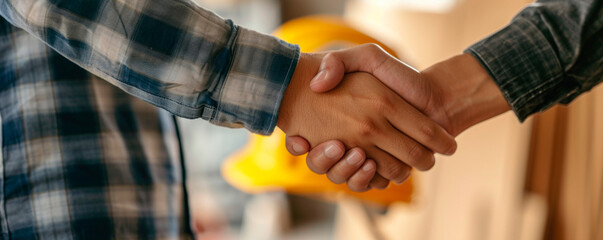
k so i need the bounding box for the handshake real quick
[276,44,511,192]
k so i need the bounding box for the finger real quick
[347,160,378,192]
[316,44,431,112]
[285,135,310,156]
[369,173,390,190]
[310,44,399,93]
[322,44,394,79]
[326,148,366,184]
[310,52,346,93]
[305,140,345,174]
[375,126,436,171]
[386,100,457,155]
[367,147,412,184]
[341,44,419,89]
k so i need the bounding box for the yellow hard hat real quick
[222,16,413,205]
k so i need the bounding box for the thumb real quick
[285,135,310,156]
[309,52,345,93]
[309,44,404,94]
[312,44,429,111]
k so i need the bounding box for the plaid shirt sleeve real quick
[465,0,603,121]
[0,0,299,135]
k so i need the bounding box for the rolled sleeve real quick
[0,0,300,135]
[210,27,300,135]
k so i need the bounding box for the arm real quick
[467,0,603,120]
[0,0,457,188]
[0,0,298,135]
[292,0,603,191]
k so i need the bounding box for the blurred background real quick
[178,0,603,239]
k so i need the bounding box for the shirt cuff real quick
[210,26,300,135]
[464,17,579,121]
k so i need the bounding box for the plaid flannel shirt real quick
[2,0,603,239]
[0,0,298,239]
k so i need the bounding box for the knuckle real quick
[371,97,392,112]
[419,123,438,142]
[367,43,382,53]
[365,44,387,69]
[357,119,379,137]
[324,52,338,63]
[372,93,389,103]
[407,143,431,166]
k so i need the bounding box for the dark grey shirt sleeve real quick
[465,0,603,121]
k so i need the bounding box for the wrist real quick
[422,53,511,136]
[277,52,322,134]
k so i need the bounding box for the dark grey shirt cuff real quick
[465,17,581,122]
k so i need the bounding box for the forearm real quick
[426,0,603,134]
[422,54,510,136]
[277,53,322,134]
[1,0,299,134]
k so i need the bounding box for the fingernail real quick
[310,70,328,88]
[292,142,305,154]
[362,162,374,171]
[324,144,342,159]
[345,150,362,165]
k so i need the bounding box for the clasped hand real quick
[276,44,457,192]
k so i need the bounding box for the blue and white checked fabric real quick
[0,0,299,239]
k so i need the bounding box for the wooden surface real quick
[525,84,603,240]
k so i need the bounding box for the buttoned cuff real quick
[210,26,300,135]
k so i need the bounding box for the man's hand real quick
[286,44,511,192]
[277,52,457,191]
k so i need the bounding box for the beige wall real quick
[344,0,532,69]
